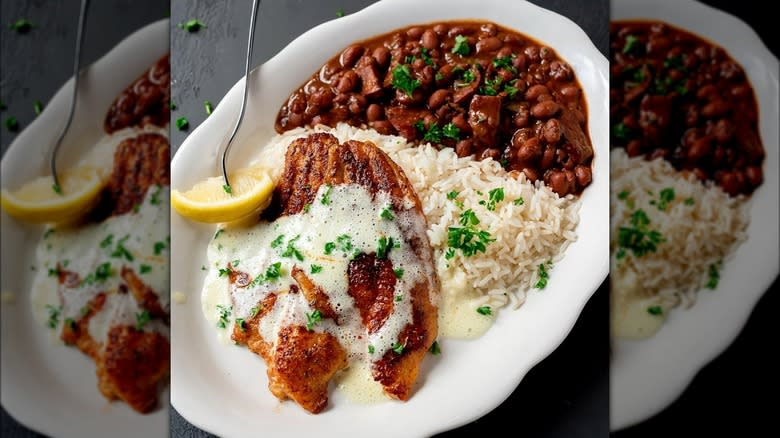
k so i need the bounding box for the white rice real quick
[610,148,750,310]
[252,123,581,312]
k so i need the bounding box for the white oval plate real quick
[170,0,608,436]
[0,20,169,438]
[609,0,779,431]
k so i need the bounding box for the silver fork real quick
[220,0,261,190]
[50,0,90,194]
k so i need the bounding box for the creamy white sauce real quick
[437,268,495,339]
[31,130,170,344]
[202,184,435,393]
[335,360,387,404]
[610,272,666,339]
[172,291,187,304]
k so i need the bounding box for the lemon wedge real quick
[171,166,274,223]
[1,167,106,224]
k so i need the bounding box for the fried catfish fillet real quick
[231,133,439,413]
[58,133,170,413]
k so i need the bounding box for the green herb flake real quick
[311,264,323,274]
[391,64,421,97]
[271,234,285,248]
[395,295,403,302]
[281,235,304,261]
[617,209,665,258]
[380,206,395,220]
[223,184,232,195]
[656,188,675,211]
[622,34,641,54]
[204,100,214,115]
[394,268,404,279]
[218,268,232,277]
[305,310,322,331]
[150,184,163,205]
[33,100,43,115]
[179,19,207,32]
[303,203,312,213]
[513,197,524,206]
[442,123,460,140]
[235,318,247,332]
[476,306,492,316]
[444,248,456,260]
[612,122,632,141]
[8,19,34,33]
[154,241,166,255]
[684,197,695,206]
[324,242,337,255]
[486,187,505,211]
[100,234,114,249]
[376,236,395,259]
[706,262,721,289]
[617,190,630,200]
[336,9,345,17]
[647,305,663,315]
[368,345,375,354]
[175,117,189,131]
[250,306,261,318]
[447,191,459,200]
[534,261,552,289]
[428,340,441,355]
[135,310,151,330]
[321,184,333,205]
[216,304,231,328]
[140,264,152,274]
[459,209,480,226]
[392,341,405,355]
[452,35,471,56]
[110,235,134,262]
[46,304,62,329]
[264,262,282,281]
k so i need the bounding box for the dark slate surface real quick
[168,1,609,437]
[0,1,168,437]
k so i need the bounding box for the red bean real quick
[559,84,580,99]
[448,26,474,37]
[480,148,501,160]
[713,119,734,143]
[336,71,359,93]
[574,165,592,187]
[452,114,469,133]
[524,46,540,63]
[433,24,447,35]
[481,23,497,36]
[310,88,334,108]
[522,167,538,182]
[340,45,364,68]
[514,106,530,128]
[428,89,450,110]
[543,119,561,143]
[701,100,729,118]
[406,27,423,39]
[366,103,383,122]
[348,94,367,114]
[539,46,554,61]
[626,139,642,157]
[745,166,763,187]
[525,84,549,101]
[421,29,439,50]
[547,171,569,196]
[372,47,390,68]
[370,120,393,135]
[497,47,513,59]
[719,172,740,196]
[516,137,542,162]
[455,139,473,157]
[540,145,556,169]
[687,137,711,161]
[476,36,503,54]
[530,101,560,119]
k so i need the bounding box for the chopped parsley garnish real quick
[336,234,353,253]
[395,295,403,302]
[376,236,395,259]
[481,76,503,96]
[264,262,282,280]
[612,122,633,141]
[336,9,345,17]
[154,241,166,255]
[5,116,19,132]
[280,235,304,261]
[415,121,460,143]
[51,183,61,194]
[394,268,404,279]
[271,234,285,248]
[80,306,90,317]
[655,188,675,211]
[451,35,470,56]
[513,197,524,206]
[476,306,492,315]
[706,261,721,289]
[617,209,665,258]
[216,305,231,328]
[100,234,114,249]
[504,82,520,99]
[311,264,323,274]
[368,345,375,354]
[9,19,34,33]
[111,235,134,262]
[48,267,59,277]
[380,206,395,220]
[321,184,333,205]
[615,248,626,260]
[622,34,641,54]
[179,19,207,32]
[46,304,61,329]
[447,191,459,200]
[303,203,312,213]
[170,102,177,110]
[324,242,337,255]
[442,123,460,140]
[459,209,480,226]
[435,72,444,81]
[305,310,322,331]
[617,190,630,200]
[140,264,152,274]
[392,341,405,355]
[218,268,232,277]
[663,55,685,70]
[135,310,151,330]
[485,188,505,211]
[250,306,261,318]
[428,340,441,355]
[534,261,552,289]
[33,100,43,115]
[150,184,163,205]
[684,197,695,206]
[64,318,76,330]
[204,100,214,115]
[235,318,247,332]
[492,55,517,73]
[647,305,663,315]
[447,209,495,257]
[175,117,189,130]
[43,228,55,239]
[81,262,113,286]
[391,64,421,97]
[223,184,232,195]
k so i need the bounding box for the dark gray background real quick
[0,1,168,437]
[168,0,609,436]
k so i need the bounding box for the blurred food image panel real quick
[168,0,609,437]
[1,1,170,437]
[609,0,778,434]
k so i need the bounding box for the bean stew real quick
[610,21,764,196]
[275,21,593,196]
